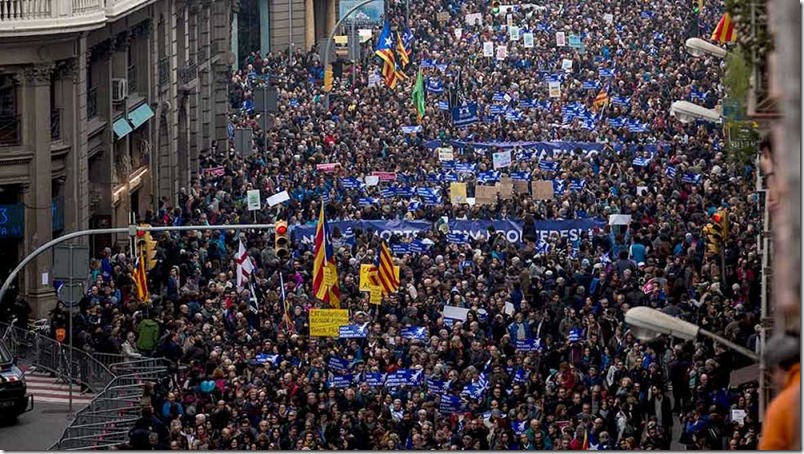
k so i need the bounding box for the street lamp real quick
[685,37,728,59]
[670,100,722,124]
[625,306,759,361]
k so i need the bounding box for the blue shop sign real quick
[0,204,24,238]
[0,198,64,239]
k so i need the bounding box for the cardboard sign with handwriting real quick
[475,185,497,205]
[496,177,514,199]
[514,180,530,194]
[532,180,555,200]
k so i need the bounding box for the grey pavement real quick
[0,402,70,451]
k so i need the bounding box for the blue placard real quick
[451,102,479,127]
[515,338,542,352]
[438,394,463,414]
[329,374,354,389]
[327,356,353,373]
[339,324,368,338]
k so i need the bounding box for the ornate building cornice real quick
[18,63,55,84]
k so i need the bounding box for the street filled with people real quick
[41,0,768,450]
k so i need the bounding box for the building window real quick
[0,75,20,147]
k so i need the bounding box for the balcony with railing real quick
[0,0,156,37]
[158,57,169,88]
[87,86,98,119]
[0,114,21,147]
[51,107,61,140]
[179,59,197,84]
[127,64,137,94]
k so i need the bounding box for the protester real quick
[36,0,769,450]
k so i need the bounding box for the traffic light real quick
[703,210,729,255]
[712,209,730,239]
[137,224,158,270]
[275,220,290,259]
[491,1,500,15]
[323,67,333,92]
[702,223,721,254]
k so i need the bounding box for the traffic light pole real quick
[323,0,381,109]
[0,224,277,308]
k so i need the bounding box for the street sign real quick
[253,87,278,113]
[725,121,759,157]
[233,128,254,157]
[53,244,90,281]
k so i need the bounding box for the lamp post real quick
[625,306,759,361]
[685,37,728,59]
[322,0,382,109]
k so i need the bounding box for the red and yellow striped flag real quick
[132,247,149,302]
[375,241,399,296]
[312,204,341,308]
[711,13,736,43]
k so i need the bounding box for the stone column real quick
[305,0,315,50]
[18,63,56,317]
[60,50,90,237]
[326,0,336,36]
[258,0,270,54]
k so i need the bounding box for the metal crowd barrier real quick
[1,322,115,394]
[0,322,170,451]
[53,367,168,450]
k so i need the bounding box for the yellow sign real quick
[450,182,467,204]
[360,264,400,291]
[324,264,338,286]
[369,285,382,305]
[309,309,349,337]
[359,264,375,291]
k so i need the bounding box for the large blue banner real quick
[293,220,431,245]
[446,218,607,244]
[423,140,660,154]
[293,218,606,246]
[451,102,479,127]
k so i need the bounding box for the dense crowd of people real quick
[35,0,771,450]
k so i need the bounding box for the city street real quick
[0,402,71,450]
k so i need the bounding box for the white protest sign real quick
[368,73,381,87]
[548,81,561,99]
[492,150,512,169]
[246,189,261,210]
[603,13,614,25]
[437,147,455,161]
[358,29,373,43]
[637,186,649,196]
[504,302,516,316]
[364,175,380,186]
[509,26,520,41]
[731,409,747,426]
[608,214,632,226]
[266,190,290,207]
[466,197,476,207]
[464,12,482,26]
[506,14,513,28]
[562,58,574,71]
[483,41,494,57]
[496,44,508,61]
[523,32,534,48]
[443,305,470,322]
[454,28,463,40]
[556,31,566,46]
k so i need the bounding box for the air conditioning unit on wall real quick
[112,78,128,103]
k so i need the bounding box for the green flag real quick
[411,69,426,123]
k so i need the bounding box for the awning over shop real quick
[128,103,155,129]
[112,118,133,139]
